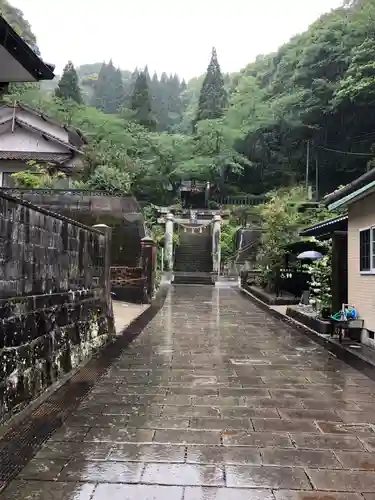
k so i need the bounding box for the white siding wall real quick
[348,191,375,349]
[0,129,69,153]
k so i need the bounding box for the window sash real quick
[359,227,375,273]
[360,228,371,272]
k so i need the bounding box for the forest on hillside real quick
[1,0,375,201]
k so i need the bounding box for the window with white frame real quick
[359,227,375,272]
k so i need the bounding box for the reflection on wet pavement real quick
[3,285,375,499]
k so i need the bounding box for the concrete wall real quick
[0,192,114,423]
[348,191,375,349]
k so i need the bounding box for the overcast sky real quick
[13,0,343,79]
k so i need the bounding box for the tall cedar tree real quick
[131,70,156,131]
[92,60,124,113]
[195,47,227,126]
[55,61,82,104]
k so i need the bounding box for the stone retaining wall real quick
[0,192,114,423]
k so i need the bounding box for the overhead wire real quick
[314,144,374,156]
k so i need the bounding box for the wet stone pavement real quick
[3,286,375,499]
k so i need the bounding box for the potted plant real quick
[307,243,332,320]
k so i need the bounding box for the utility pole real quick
[315,156,319,200]
[305,140,310,192]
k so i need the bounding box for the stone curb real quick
[239,285,375,381]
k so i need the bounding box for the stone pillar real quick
[140,236,156,303]
[212,215,222,275]
[165,212,174,271]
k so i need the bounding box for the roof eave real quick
[324,168,375,207]
[0,16,55,82]
[299,215,348,237]
[328,181,375,210]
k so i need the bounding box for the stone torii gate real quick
[161,211,222,273]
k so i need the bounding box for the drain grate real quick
[0,286,167,493]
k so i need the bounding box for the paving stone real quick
[261,376,309,384]
[361,437,375,452]
[336,451,375,469]
[279,409,343,422]
[291,433,364,450]
[127,417,190,429]
[92,484,184,500]
[220,407,280,419]
[154,430,221,445]
[190,418,253,430]
[307,468,375,492]
[59,460,144,482]
[261,448,342,468]
[273,492,362,500]
[100,404,162,416]
[108,444,186,462]
[18,459,67,480]
[142,463,224,486]
[269,389,336,399]
[158,395,193,406]
[244,398,304,408]
[337,411,375,423]
[226,465,311,489]
[83,427,154,443]
[219,388,271,397]
[115,386,168,395]
[49,426,90,442]
[0,481,95,499]
[162,406,221,417]
[35,441,111,460]
[64,414,130,428]
[300,400,361,411]
[316,421,375,435]
[186,446,261,464]
[184,487,275,500]
[167,387,219,395]
[192,396,246,406]
[222,431,293,447]
[252,418,318,433]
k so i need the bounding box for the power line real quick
[314,144,374,157]
[347,130,375,141]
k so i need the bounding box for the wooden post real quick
[331,231,348,314]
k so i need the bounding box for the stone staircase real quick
[173,272,214,285]
[173,230,213,285]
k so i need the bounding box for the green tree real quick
[188,119,251,189]
[333,38,375,107]
[77,165,131,194]
[92,60,124,113]
[131,70,156,131]
[195,47,227,126]
[55,61,82,104]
